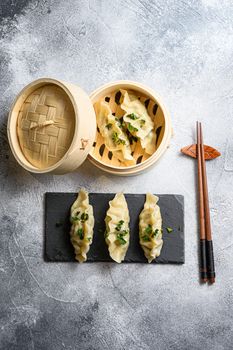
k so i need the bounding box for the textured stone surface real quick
[0,0,233,349]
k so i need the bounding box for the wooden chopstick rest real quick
[181,144,221,160]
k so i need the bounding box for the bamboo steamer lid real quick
[7,78,97,174]
[17,84,75,169]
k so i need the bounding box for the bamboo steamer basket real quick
[89,81,172,175]
[7,79,172,175]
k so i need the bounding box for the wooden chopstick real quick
[199,123,215,283]
[196,122,208,282]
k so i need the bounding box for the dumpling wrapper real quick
[120,90,157,155]
[141,130,157,155]
[139,193,163,263]
[70,189,95,263]
[94,100,135,165]
[105,193,130,263]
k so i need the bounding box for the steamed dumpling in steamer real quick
[94,100,135,165]
[120,90,157,155]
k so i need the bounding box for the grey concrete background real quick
[0,0,233,349]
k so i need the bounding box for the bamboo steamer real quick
[7,78,96,174]
[7,79,172,175]
[89,81,172,175]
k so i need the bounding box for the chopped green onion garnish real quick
[106,123,112,130]
[140,119,146,127]
[144,224,153,235]
[128,113,139,120]
[112,131,118,143]
[142,235,150,242]
[76,228,84,240]
[116,234,127,245]
[151,228,159,237]
[81,213,89,222]
[128,123,138,133]
[115,220,124,231]
[71,211,81,223]
[166,227,173,233]
[112,132,126,145]
[71,216,79,223]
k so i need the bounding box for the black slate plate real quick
[45,193,184,264]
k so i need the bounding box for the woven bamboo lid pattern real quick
[17,84,75,169]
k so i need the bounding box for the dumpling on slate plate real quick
[105,193,130,263]
[70,189,95,263]
[139,193,163,263]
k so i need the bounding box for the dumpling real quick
[94,100,135,165]
[141,130,157,155]
[120,90,156,155]
[139,193,163,263]
[105,193,130,263]
[70,189,95,262]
